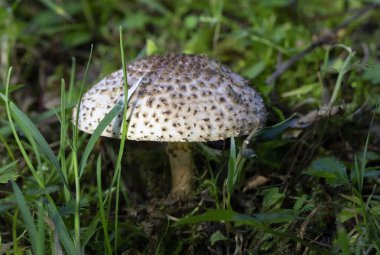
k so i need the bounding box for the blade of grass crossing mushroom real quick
[127,76,143,100]
[106,77,144,181]
[78,47,143,178]
[78,74,144,178]
[78,101,124,178]
[114,25,130,254]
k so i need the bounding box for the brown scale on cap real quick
[73,54,266,142]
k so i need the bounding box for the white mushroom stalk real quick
[73,54,266,199]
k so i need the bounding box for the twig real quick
[265,2,380,84]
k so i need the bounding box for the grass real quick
[1,0,380,254]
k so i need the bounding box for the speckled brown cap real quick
[73,54,266,142]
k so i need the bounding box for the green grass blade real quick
[97,155,112,255]
[229,136,237,188]
[68,57,76,103]
[74,44,93,149]
[226,136,236,209]
[59,78,71,203]
[113,26,130,253]
[12,208,20,255]
[9,101,69,189]
[0,130,16,161]
[38,0,72,20]
[78,101,123,178]
[11,181,39,255]
[37,202,45,255]
[360,105,377,191]
[81,212,100,249]
[46,202,76,254]
[175,209,237,226]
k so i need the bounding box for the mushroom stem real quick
[166,142,194,199]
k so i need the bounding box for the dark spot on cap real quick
[146,98,155,107]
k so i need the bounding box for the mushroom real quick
[73,54,266,199]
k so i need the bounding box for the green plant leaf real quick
[0,161,19,183]
[242,61,266,79]
[262,187,285,210]
[258,114,298,140]
[146,39,158,56]
[210,230,228,245]
[363,64,380,84]
[304,157,349,187]
[337,208,357,223]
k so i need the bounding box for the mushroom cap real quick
[73,54,266,142]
